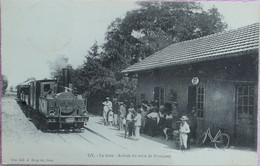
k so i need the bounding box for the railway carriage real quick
[17,84,30,105]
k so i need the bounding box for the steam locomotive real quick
[17,68,88,131]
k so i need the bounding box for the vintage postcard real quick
[1,0,259,165]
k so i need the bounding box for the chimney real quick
[62,68,71,88]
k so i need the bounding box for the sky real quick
[1,0,260,88]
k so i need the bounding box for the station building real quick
[122,23,259,147]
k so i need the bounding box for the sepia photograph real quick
[1,0,259,165]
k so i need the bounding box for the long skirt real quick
[147,119,158,137]
[135,126,141,139]
[114,114,118,125]
[103,110,108,125]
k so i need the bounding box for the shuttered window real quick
[236,85,255,116]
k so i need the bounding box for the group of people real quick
[102,97,142,139]
[102,97,197,150]
[102,97,116,126]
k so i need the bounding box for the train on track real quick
[17,68,89,131]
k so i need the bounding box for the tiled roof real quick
[122,23,259,73]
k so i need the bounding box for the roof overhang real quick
[121,23,259,75]
[122,49,258,74]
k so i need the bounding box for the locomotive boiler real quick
[17,68,88,131]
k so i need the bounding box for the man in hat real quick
[125,106,135,138]
[179,115,190,150]
[102,97,113,125]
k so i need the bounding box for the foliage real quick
[72,43,117,98]
[72,1,227,104]
[2,75,8,95]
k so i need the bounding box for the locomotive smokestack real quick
[62,68,70,88]
[57,67,73,93]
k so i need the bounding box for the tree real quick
[103,1,227,67]
[2,75,8,95]
[102,2,227,97]
[72,42,116,98]
[73,1,227,107]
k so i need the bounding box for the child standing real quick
[179,116,190,150]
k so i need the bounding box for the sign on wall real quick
[192,77,199,85]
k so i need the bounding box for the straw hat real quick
[129,108,135,112]
[180,115,189,121]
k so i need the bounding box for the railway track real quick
[56,131,98,148]
[16,100,126,149]
[83,126,126,149]
[75,132,98,147]
[54,126,126,150]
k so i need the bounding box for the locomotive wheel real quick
[40,120,48,132]
[76,122,84,129]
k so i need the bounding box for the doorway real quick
[188,86,196,113]
[188,86,205,117]
[235,85,257,146]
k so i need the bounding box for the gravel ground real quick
[1,95,257,166]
